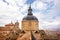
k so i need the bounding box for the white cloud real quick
[0,0,28,27]
[32,0,47,10]
[31,0,60,30]
[0,0,60,31]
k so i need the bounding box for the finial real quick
[29,3,31,8]
[29,3,32,10]
[28,4,33,15]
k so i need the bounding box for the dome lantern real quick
[28,5,33,15]
[22,5,38,21]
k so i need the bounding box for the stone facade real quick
[22,20,39,30]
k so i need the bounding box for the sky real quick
[0,0,60,31]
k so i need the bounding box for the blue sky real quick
[0,0,60,31]
[26,0,35,4]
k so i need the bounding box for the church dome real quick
[23,15,38,21]
[22,5,38,21]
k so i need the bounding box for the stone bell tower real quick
[22,5,39,30]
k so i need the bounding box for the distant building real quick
[0,5,60,40]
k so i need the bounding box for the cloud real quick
[0,0,60,31]
[2,0,9,5]
[0,0,28,27]
[32,0,54,13]
[31,0,60,30]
